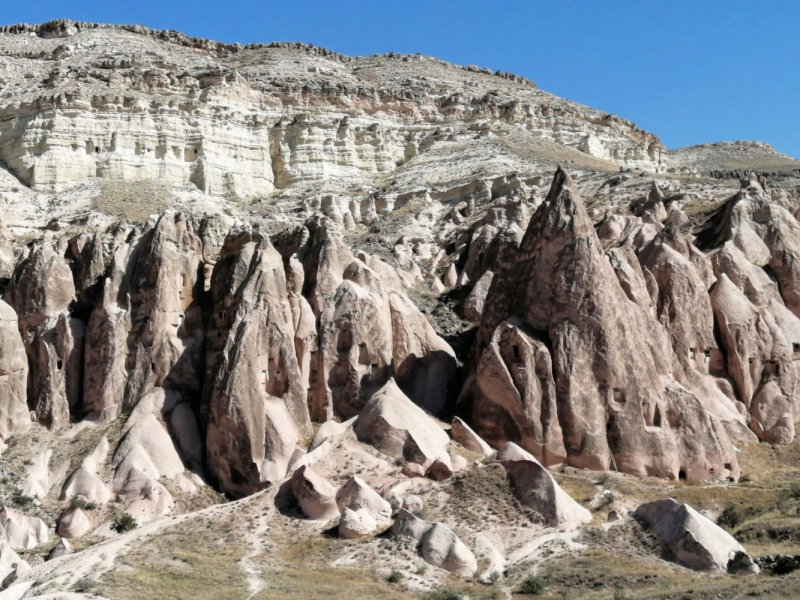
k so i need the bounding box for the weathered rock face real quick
[301,224,458,420]
[354,378,451,472]
[0,507,49,551]
[634,499,759,574]
[205,234,312,497]
[495,443,591,529]
[6,240,80,430]
[290,465,340,521]
[392,509,478,576]
[474,169,742,481]
[0,300,30,447]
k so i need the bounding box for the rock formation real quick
[473,169,743,482]
[392,509,478,576]
[495,443,591,529]
[634,499,759,574]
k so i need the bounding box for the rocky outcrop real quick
[6,240,80,431]
[392,509,478,576]
[55,507,92,539]
[0,300,29,449]
[290,465,340,521]
[450,417,494,456]
[205,234,312,497]
[634,499,759,574]
[0,507,48,551]
[335,476,392,529]
[354,378,452,474]
[496,443,591,529]
[474,169,742,481]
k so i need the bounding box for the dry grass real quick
[97,521,250,600]
[92,178,174,222]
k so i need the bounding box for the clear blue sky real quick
[4,1,799,157]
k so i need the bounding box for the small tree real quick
[111,513,138,534]
[717,503,740,530]
[519,575,546,595]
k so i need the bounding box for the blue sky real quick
[4,1,799,157]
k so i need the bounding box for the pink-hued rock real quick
[205,234,311,497]
[474,169,741,480]
[392,509,477,576]
[354,378,451,471]
[496,442,591,529]
[290,465,340,521]
[0,300,30,447]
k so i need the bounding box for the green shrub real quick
[788,483,800,500]
[387,570,403,583]
[111,513,138,534]
[519,575,546,595]
[717,503,740,530]
[486,570,501,585]
[11,494,33,507]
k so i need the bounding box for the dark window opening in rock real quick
[793,343,800,360]
[194,148,198,154]
[217,331,221,338]
[724,462,732,470]
[613,388,625,403]
[678,469,687,481]
[748,357,754,364]
[688,347,695,360]
[95,147,100,153]
[150,362,155,372]
[57,360,63,370]
[704,350,711,364]
[513,345,520,359]
[337,327,353,353]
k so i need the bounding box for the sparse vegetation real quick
[387,569,404,583]
[717,503,741,530]
[111,513,138,534]
[518,575,546,595]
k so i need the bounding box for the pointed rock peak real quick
[649,180,664,204]
[545,167,578,206]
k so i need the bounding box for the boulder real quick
[290,465,340,521]
[402,495,424,514]
[451,417,494,457]
[56,506,92,539]
[354,378,451,471]
[46,537,73,561]
[496,443,592,529]
[338,507,376,539]
[392,509,477,576]
[0,507,49,550]
[634,499,759,574]
[0,540,30,582]
[335,476,392,528]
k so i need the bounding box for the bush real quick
[613,587,629,600]
[387,570,404,583]
[11,494,33,507]
[428,589,460,600]
[486,570,501,585]
[717,503,740,530]
[519,575,546,595]
[111,513,137,534]
[788,483,800,500]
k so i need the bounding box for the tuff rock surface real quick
[0,19,799,599]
